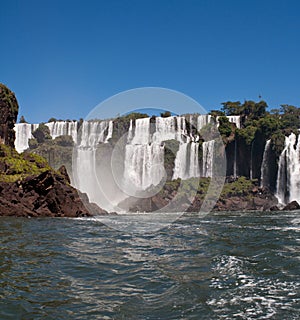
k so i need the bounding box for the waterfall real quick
[124,117,165,190]
[127,119,133,143]
[123,143,165,190]
[202,140,215,177]
[73,120,111,203]
[276,133,300,205]
[172,141,200,180]
[197,115,212,131]
[131,118,151,144]
[14,114,220,211]
[14,123,40,153]
[78,121,109,147]
[260,139,271,187]
[46,121,78,143]
[250,141,253,180]
[173,143,189,180]
[105,120,113,143]
[153,116,176,142]
[227,115,241,129]
[233,139,237,177]
[189,142,200,177]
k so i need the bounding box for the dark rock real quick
[283,201,300,211]
[58,165,71,184]
[0,169,110,217]
[0,84,18,148]
[270,205,280,211]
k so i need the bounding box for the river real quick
[0,212,299,319]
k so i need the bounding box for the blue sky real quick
[1,0,300,123]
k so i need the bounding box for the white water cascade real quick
[202,140,215,177]
[14,123,39,153]
[226,116,241,129]
[260,139,271,187]
[73,120,112,204]
[197,115,212,131]
[14,114,219,211]
[124,117,165,191]
[276,133,300,205]
[46,121,78,143]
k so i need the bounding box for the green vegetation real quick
[32,124,52,143]
[19,115,27,123]
[0,83,19,115]
[111,112,149,144]
[28,135,74,175]
[217,116,232,137]
[218,100,300,153]
[220,176,256,199]
[160,111,172,117]
[0,144,51,182]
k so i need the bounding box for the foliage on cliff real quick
[28,134,74,176]
[0,83,19,148]
[217,99,300,155]
[0,83,19,116]
[0,144,51,182]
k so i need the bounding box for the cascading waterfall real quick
[202,140,215,177]
[276,133,300,205]
[234,139,237,177]
[124,117,165,190]
[73,120,112,204]
[173,143,189,180]
[226,115,241,129]
[105,121,113,143]
[189,142,200,177]
[131,118,151,144]
[197,115,212,131]
[123,143,165,190]
[14,114,219,210]
[261,139,271,187]
[46,121,78,143]
[127,119,133,143]
[14,123,38,153]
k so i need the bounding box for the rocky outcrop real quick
[0,84,18,148]
[118,180,278,213]
[0,137,109,217]
[0,169,108,217]
[283,201,300,211]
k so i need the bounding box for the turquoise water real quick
[0,212,299,319]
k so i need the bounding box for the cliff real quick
[0,83,18,148]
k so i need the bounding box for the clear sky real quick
[1,0,300,123]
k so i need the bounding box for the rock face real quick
[0,84,18,148]
[0,169,108,217]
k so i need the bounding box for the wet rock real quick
[283,201,300,211]
[270,205,280,211]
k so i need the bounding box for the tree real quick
[160,111,172,118]
[221,101,242,116]
[19,115,27,123]
[32,124,51,143]
[218,116,232,137]
[209,110,225,117]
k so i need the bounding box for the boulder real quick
[282,201,300,211]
